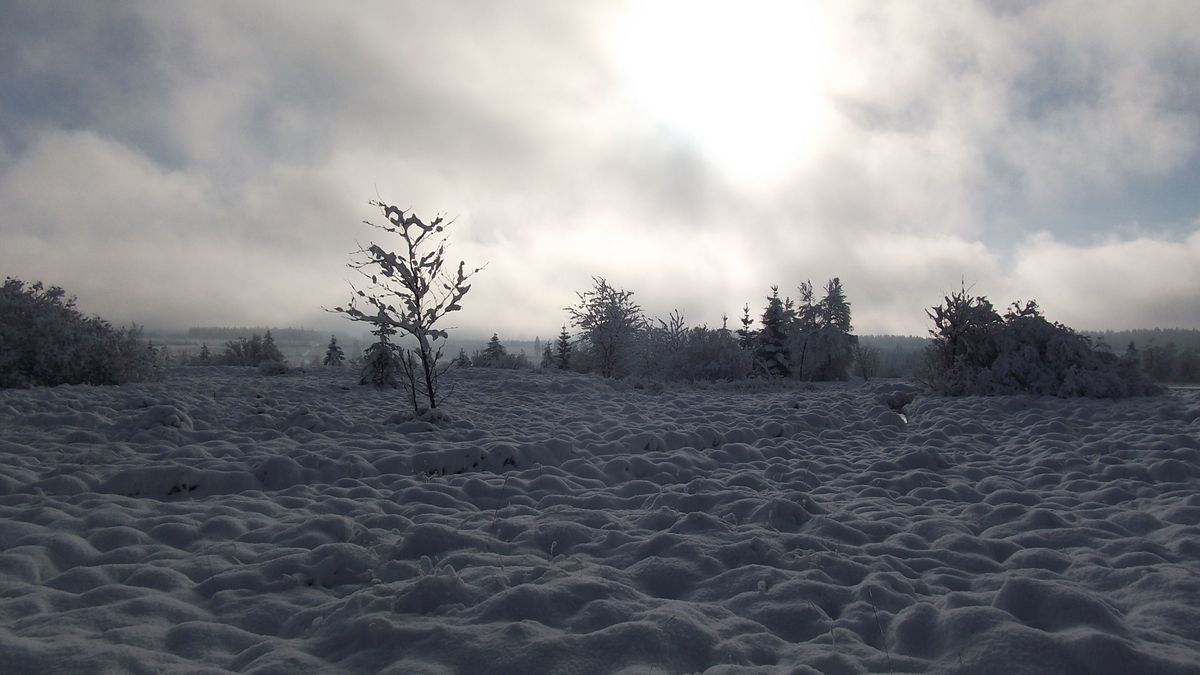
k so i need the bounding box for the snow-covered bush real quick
[676,326,752,381]
[636,310,689,380]
[566,277,646,378]
[257,359,289,376]
[0,277,158,388]
[918,289,1162,398]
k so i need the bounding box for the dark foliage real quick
[918,288,1162,398]
[0,277,158,388]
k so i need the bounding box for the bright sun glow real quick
[613,0,838,188]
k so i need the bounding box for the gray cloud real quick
[1,0,1198,339]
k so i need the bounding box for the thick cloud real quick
[1,0,1198,338]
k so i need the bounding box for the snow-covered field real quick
[2,367,1200,674]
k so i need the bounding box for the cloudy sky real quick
[2,0,1199,339]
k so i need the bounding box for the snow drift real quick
[1,367,1199,674]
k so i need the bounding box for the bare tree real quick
[332,200,482,413]
[854,343,880,381]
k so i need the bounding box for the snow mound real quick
[1,368,1199,674]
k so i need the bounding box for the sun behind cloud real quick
[610,0,840,189]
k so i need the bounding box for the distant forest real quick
[167,327,1199,384]
[186,327,324,343]
[1088,328,1200,384]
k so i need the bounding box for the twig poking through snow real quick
[808,600,836,651]
[868,587,893,674]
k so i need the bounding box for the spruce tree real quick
[811,277,856,380]
[819,277,852,332]
[482,333,507,364]
[323,334,345,367]
[755,286,792,377]
[790,280,818,380]
[736,304,756,350]
[554,325,572,370]
[262,330,285,363]
[198,343,211,363]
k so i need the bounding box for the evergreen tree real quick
[788,280,819,379]
[482,333,507,364]
[323,334,345,367]
[819,277,852,332]
[361,324,403,394]
[541,342,554,369]
[554,325,572,370]
[262,330,285,363]
[810,277,856,380]
[454,348,471,367]
[198,343,211,363]
[755,286,792,378]
[1124,341,1139,363]
[736,304,756,350]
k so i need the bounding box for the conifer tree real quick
[198,343,211,363]
[819,277,852,332]
[555,325,572,370]
[323,334,345,367]
[810,277,856,380]
[541,342,554,369]
[736,304,756,350]
[361,323,403,394]
[263,330,284,363]
[755,286,792,377]
[482,333,507,364]
[789,280,818,379]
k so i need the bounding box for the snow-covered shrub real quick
[0,277,158,388]
[676,326,752,381]
[636,310,689,380]
[566,277,646,378]
[257,359,289,376]
[919,289,1162,398]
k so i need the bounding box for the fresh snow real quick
[2,366,1200,674]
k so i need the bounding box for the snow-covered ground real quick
[2,367,1199,674]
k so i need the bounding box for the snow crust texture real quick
[2,367,1200,674]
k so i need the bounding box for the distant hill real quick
[186,327,324,343]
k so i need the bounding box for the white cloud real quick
[1011,229,1200,330]
[1,0,1198,338]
